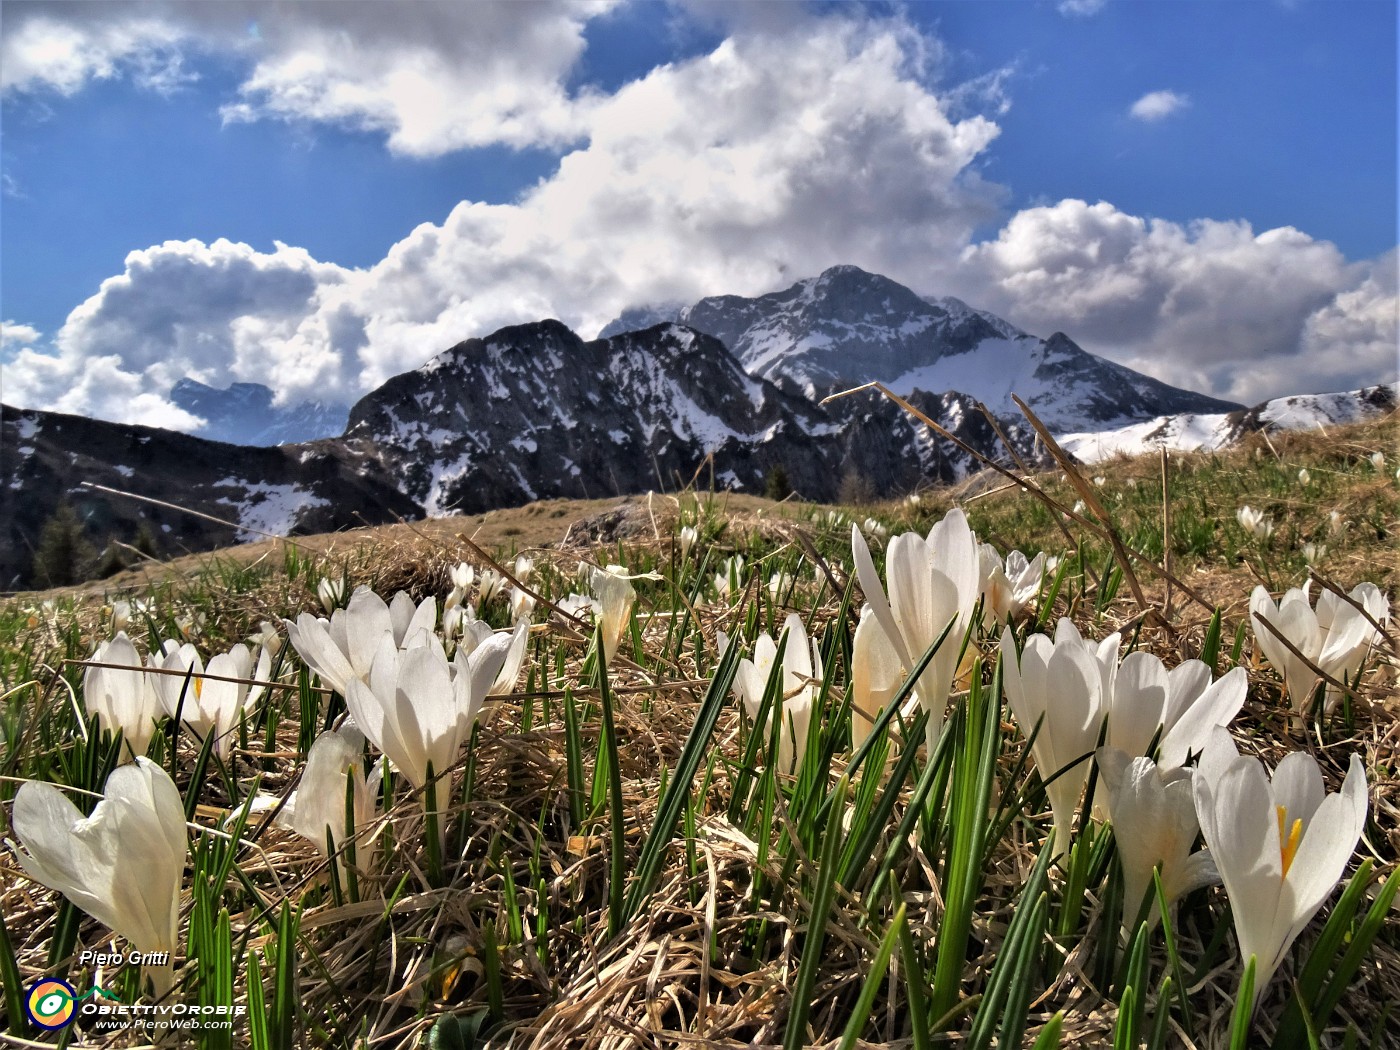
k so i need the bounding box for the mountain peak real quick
[168,378,350,446]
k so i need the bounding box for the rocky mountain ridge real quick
[601,265,1242,430]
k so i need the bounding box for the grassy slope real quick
[0,413,1395,1048]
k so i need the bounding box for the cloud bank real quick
[3,2,1394,431]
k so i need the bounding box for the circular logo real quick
[26,979,77,1029]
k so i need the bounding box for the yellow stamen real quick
[194,678,203,698]
[1276,806,1304,877]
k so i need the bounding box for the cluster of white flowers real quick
[848,508,1382,1013]
[1249,581,1390,716]
[85,632,272,762]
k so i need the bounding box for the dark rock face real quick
[0,405,419,589]
[170,379,350,446]
[342,319,1048,515]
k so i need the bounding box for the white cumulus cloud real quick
[1130,89,1189,122]
[2,1,617,155]
[8,14,1008,425]
[5,239,355,427]
[1,320,42,350]
[0,10,193,96]
[955,198,1389,405]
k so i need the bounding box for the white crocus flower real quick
[590,566,636,667]
[726,614,821,777]
[456,619,529,697]
[1297,467,1312,486]
[1096,748,1219,934]
[477,569,506,606]
[186,644,272,761]
[346,630,512,792]
[679,525,699,561]
[863,517,889,540]
[1105,657,1248,770]
[284,586,437,696]
[714,555,746,599]
[508,587,536,624]
[853,510,983,753]
[84,633,163,761]
[514,555,535,584]
[1236,506,1275,541]
[249,620,283,657]
[1302,542,1326,565]
[1001,621,1111,856]
[111,600,132,633]
[317,576,346,613]
[1192,727,1368,1012]
[10,758,186,996]
[450,562,475,593]
[1369,451,1385,470]
[767,570,793,603]
[978,543,1049,625]
[557,593,600,620]
[850,605,902,752]
[279,726,383,871]
[1250,582,1391,714]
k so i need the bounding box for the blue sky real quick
[2,0,1395,430]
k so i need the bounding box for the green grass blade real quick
[0,909,31,1037]
[967,835,1055,1050]
[622,635,740,924]
[1153,865,1194,1042]
[834,902,906,1050]
[1228,955,1256,1050]
[929,658,1000,1025]
[563,688,586,830]
[782,772,850,1050]
[271,900,299,1050]
[247,950,269,1050]
[1306,864,1400,1033]
[895,874,932,1050]
[1274,856,1371,1045]
[596,628,628,939]
[1112,920,1150,1050]
[1028,1011,1065,1049]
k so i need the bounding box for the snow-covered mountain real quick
[1060,383,1398,463]
[170,379,350,446]
[343,319,1048,516]
[604,265,1241,432]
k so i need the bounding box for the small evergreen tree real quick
[133,521,160,560]
[32,502,96,588]
[765,464,792,501]
[95,542,129,579]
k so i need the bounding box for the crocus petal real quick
[851,523,914,672]
[1194,753,1282,987]
[1158,666,1248,770]
[284,613,356,697]
[1106,651,1169,757]
[344,588,394,680]
[1281,753,1368,931]
[851,606,903,752]
[488,620,530,696]
[1270,751,1326,828]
